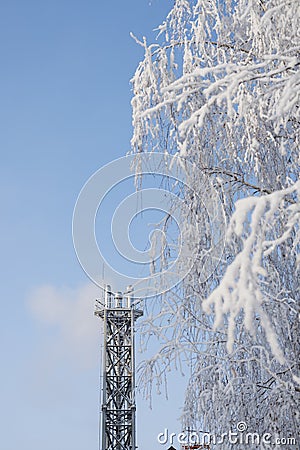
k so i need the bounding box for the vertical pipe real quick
[125,285,133,308]
[106,284,112,308]
[101,309,107,450]
[115,291,123,308]
[131,308,136,450]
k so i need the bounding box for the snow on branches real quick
[131,0,299,443]
[203,181,300,363]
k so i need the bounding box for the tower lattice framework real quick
[95,285,142,450]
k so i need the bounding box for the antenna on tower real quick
[95,284,143,450]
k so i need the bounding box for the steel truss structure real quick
[95,286,142,450]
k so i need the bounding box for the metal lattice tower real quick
[95,285,143,450]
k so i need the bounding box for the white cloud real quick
[28,282,102,370]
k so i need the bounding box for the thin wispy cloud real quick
[28,282,102,370]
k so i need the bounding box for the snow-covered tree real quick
[131,0,299,448]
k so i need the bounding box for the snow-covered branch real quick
[203,181,300,362]
[131,0,299,442]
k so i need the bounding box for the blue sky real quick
[0,1,187,450]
